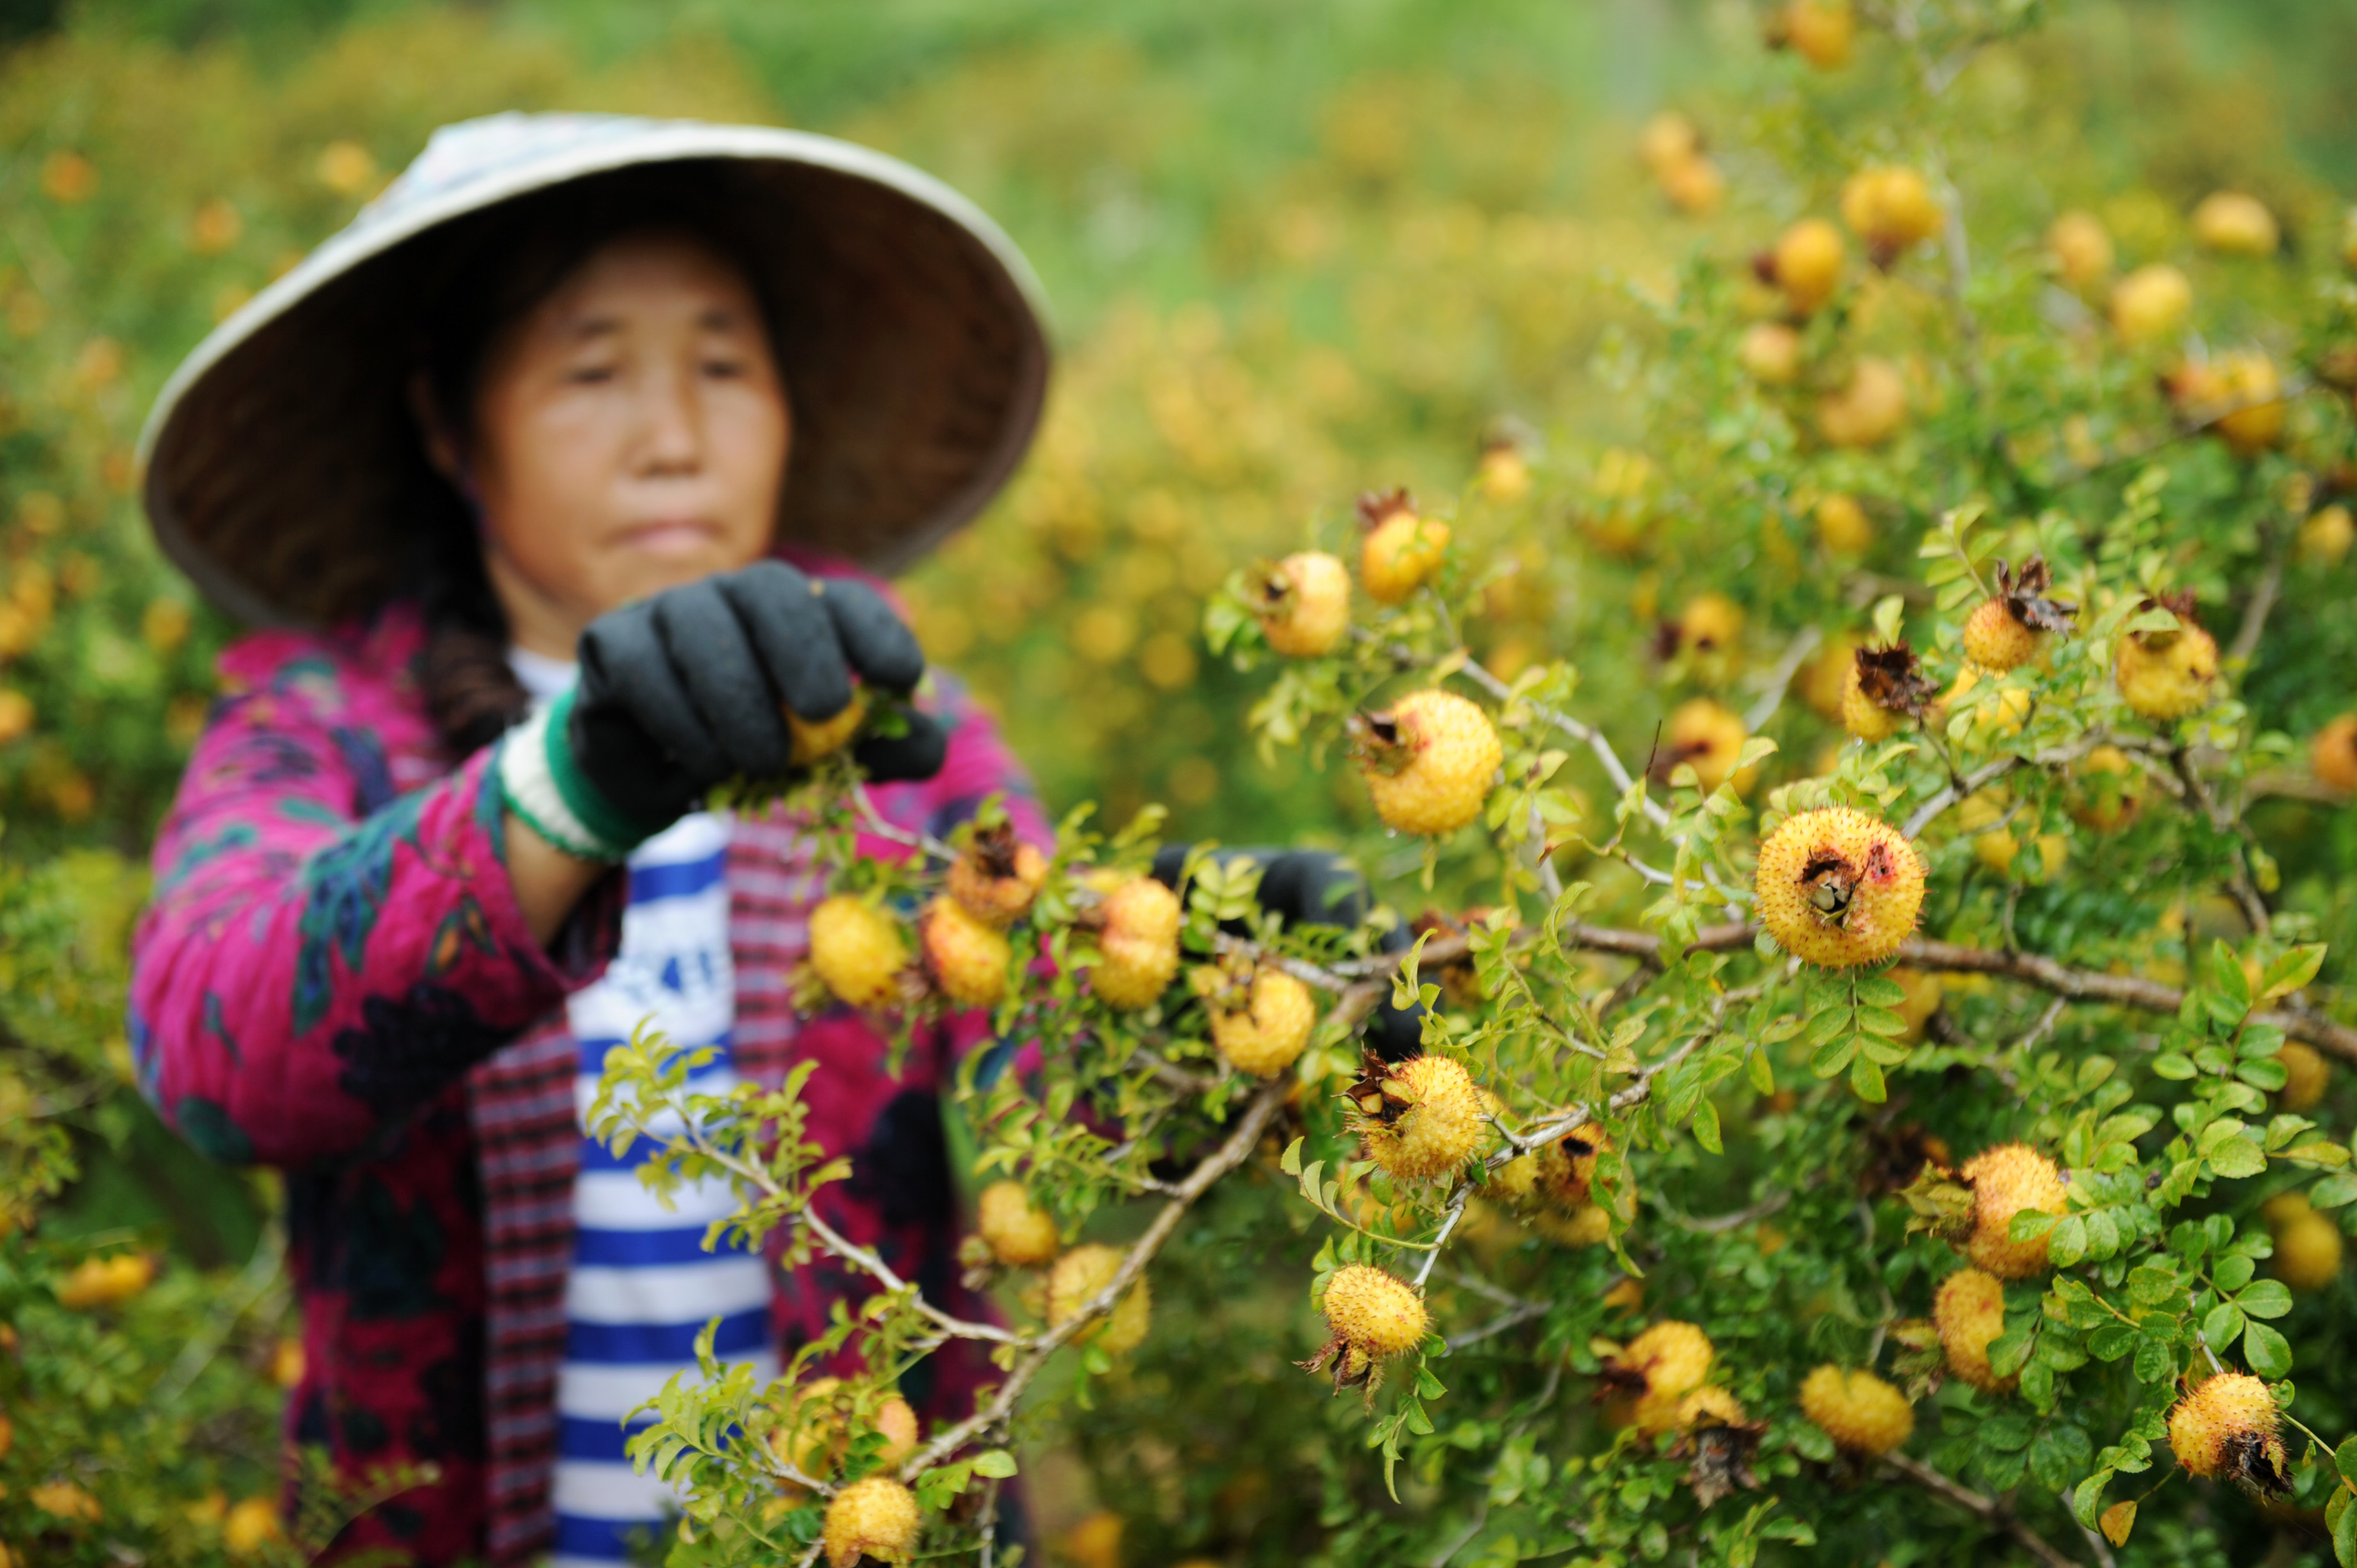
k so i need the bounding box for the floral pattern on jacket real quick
[129,578,1044,1565]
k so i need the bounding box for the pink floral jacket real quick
[129,579,1042,1566]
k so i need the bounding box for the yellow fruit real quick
[2070,746,2144,833]
[1674,592,1746,655]
[1637,112,1702,177]
[1661,697,1748,793]
[1356,1054,1485,1180]
[1754,807,1927,968]
[774,1378,922,1487]
[1200,965,1317,1077]
[2276,1042,2330,1112]
[1615,1320,1715,1400]
[1360,503,1451,605]
[187,1491,228,1526]
[1353,689,1501,836]
[1933,1268,2014,1393]
[1678,1385,1748,1429]
[946,827,1048,926]
[1475,444,1531,502]
[223,1497,284,1556]
[808,896,908,1008]
[269,1336,305,1388]
[1801,632,1862,722]
[2048,210,2114,291]
[1739,321,1803,385]
[1815,494,1873,555]
[1659,154,1726,216]
[823,1475,922,1567]
[2167,1371,2286,1486]
[790,690,867,765]
[1816,357,1906,448]
[2305,714,2357,792]
[2110,264,2192,345]
[1799,1365,1913,1454]
[0,690,32,745]
[30,1481,104,1522]
[2271,1212,2342,1293]
[1256,551,1351,656]
[1770,217,1846,314]
[55,1252,155,1309]
[1958,792,2029,877]
[1774,0,1855,67]
[1320,1264,1429,1360]
[1091,877,1183,1009]
[1962,599,2040,673]
[976,1180,1060,1267]
[1840,167,1942,259]
[1057,1511,1123,1568]
[921,897,1010,1008]
[1960,1143,2068,1279]
[1049,1243,1151,1353]
[1530,1203,1613,1248]
[2169,350,2284,456]
[2298,504,2354,565]
[2191,191,2279,257]
[2115,606,2218,722]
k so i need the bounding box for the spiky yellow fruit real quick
[824,1475,922,1567]
[1841,661,1904,741]
[2111,264,2191,345]
[1674,592,1746,655]
[1663,698,1748,794]
[31,1481,104,1522]
[2271,1211,2343,1293]
[1616,1321,1715,1400]
[2047,210,2113,291]
[2166,1372,2286,1486]
[946,826,1048,927]
[2277,1042,2330,1112]
[55,1252,155,1309]
[1678,1385,1748,1429]
[923,897,1009,1007]
[2192,191,2279,257]
[1800,1365,1913,1454]
[1362,508,1451,605]
[775,1378,922,1487]
[809,896,908,1008]
[222,1497,282,1556]
[1754,807,1927,968]
[1354,690,1501,836]
[1840,166,1942,258]
[1049,1243,1151,1353]
[1531,1203,1613,1248]
[1739,320,1803,385]
[790,690,868,765]
[1815,494,1873,555]
[1092,878,1183,1009]
[1817,357,1907,448]
[2309,714,2357,794]
[1659,152,1726,215]
[1201,965,1317,1077]
[1960,1143,2068,1279]
[1770,217,1845,314]
[2070,746,2143,833]
[1958,793,2064,880]
[1321,1264,1429,1360]
[1933,1268,2014,1393]
[1963,599,2040,673]
[1772,0,1855,69]
[1257,551,1351,656]
[2169,350,2285,456]
[977,1180,1060,1267]
[2115,611,2218,722]
[1357,1054,1484,1180]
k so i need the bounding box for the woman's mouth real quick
[616,518,723,556]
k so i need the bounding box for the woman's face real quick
[453,229,790,657]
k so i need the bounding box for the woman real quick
[129,113,1052,1565]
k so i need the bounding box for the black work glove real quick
[1150,845,1429,1060]
[569,561,945,832]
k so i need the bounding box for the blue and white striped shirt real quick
[509,653,776,1568]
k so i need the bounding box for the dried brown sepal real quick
[1356,487,1418,530]
[1343,1048,1407,1133]
[1249,559,1301,616]
[1859,1122,1952,1197]
[1296,1338,1388,1406]
[2224,1431,2296,1497]
[1853,642,1938,718]
[946,821,1048,926]
[1675,1415,1766,1509]
[1885,1317,1948,1402]
[1347,708,1416,780]
[1897,1161,1977,1244]
[2128,590,2203,646]
[1991,555,2079,635]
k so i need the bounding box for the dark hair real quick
[407,167,785,755]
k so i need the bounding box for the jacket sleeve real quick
[129,669,617,1169]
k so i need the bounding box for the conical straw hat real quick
[139,112,1052,626]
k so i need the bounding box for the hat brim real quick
[139,122,1052,627]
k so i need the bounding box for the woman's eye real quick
[564,363,618,386]
[702,356,749,379]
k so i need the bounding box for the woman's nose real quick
[632,363,705,473]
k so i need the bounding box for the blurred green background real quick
[3,0,2356,1553]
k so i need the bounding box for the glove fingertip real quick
[852,714,949,783]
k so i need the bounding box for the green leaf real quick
[1280,1136,1305,1177]
[2210,940,2252,1014]
[2311,1173,2357,1210]
[2212,1255,2255,1292]
[2236,1279,2294,1320]
[2152,1052,2198,1081]
[2207,1137,2269,1180]
[971,1449,1019,1479]
[1850,1054,1888,1103]
[1981,1415,2037,1451]
[1746,1047,1777,1095]
[1810,1033,1859,1079]
[2133,1333,2177,1384]
[1989,1326,2036,1379]
[2202,1301,2246,1347]
[2261,944,2327,1000]
[2088,1323,2135,1361]
[2336,1490,2357,1568]
[2244,1320,2293,1378]
[2335,1433,2357,1487]
[2073,1470,2115,1530]
[2009,1209,2060,1243]
[2048,1215,2089,1269]
[1692,1097,1724,1155]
